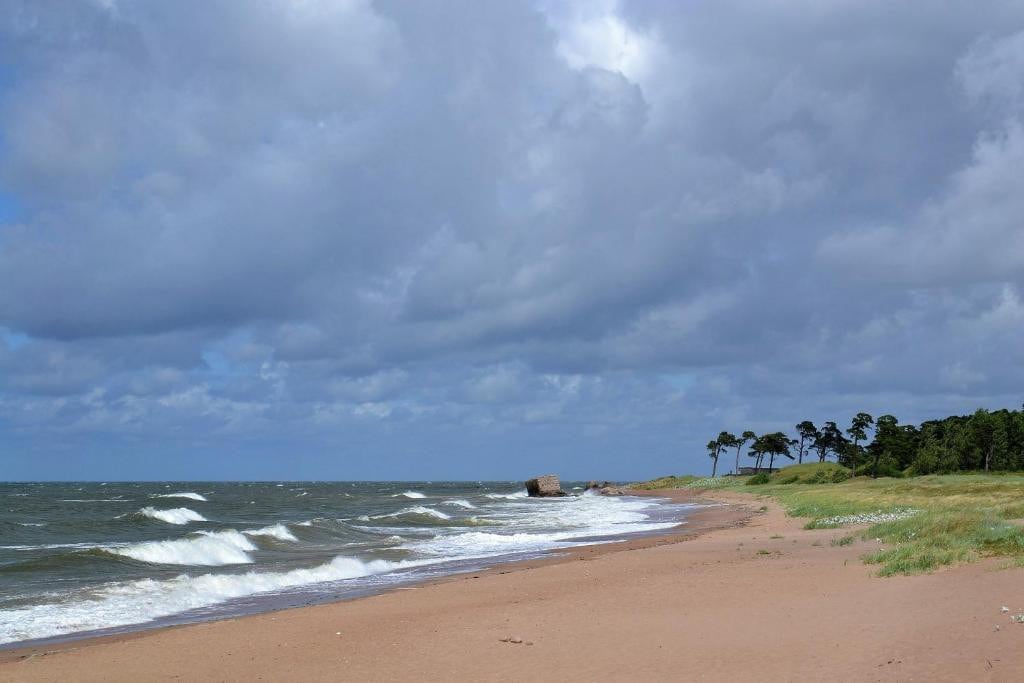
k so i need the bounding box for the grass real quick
[637,463,1024,576]
[630,475,702,490]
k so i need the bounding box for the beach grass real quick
[630,475,702,490]
[638,463,1024,575]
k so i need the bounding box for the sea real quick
[0,481,691,647]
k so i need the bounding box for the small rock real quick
[525,641,534,646]
[510,636,523,644]
[1001,606,1010,613]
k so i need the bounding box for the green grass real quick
[768,461,850,484]
[630,475,702,490]
[637,464,1024,576]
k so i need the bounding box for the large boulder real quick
[525,474,565,497]
[597,485,628,496]
[584,481,626,495]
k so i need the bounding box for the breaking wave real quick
[358,506,453,525]
[484,491,528,500]
[441,499,476,509]
[0,555,445,645]
[1,483,689,648]
[243,524,298,542]
[107,530,256,566]
[137,507,207,525]
[155,492,207,502]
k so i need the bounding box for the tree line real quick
[706,406,1024,478]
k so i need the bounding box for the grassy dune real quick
[638,463,1024,575]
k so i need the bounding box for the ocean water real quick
[0,482,690,647]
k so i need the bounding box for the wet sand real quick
[3,488,1023,682]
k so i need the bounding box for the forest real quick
[707,406,1024,478]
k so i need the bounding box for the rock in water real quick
[584,480,627,495]
[598,485,628,496]
[525,475,565,497]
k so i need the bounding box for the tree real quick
[870,415,899,478]
[821,421,849,461]
[748,438,766,472]
[706,404,1024,479]
[733,430,756,475]
[752,432,795,472]
[715,432,738,476]
[707,432,734,477]
[811,427,828,462]
[846,413,874,477]
[971,409,996,472]
[811,422,847,462]
[707,440,721,477]
[795,421,817,464]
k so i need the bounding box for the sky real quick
[1,0,1024,481]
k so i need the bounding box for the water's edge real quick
[0,490,696,651]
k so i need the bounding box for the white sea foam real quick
[108,530,256,566]
[138,507,207,525]
[1,486,686,647]
[0,555,447,645]
[484,491,528,500]
[441,499,476,509]
[156,492,207,502]
[407,495,677,557]
[394,491,426,499]
[369,506,451,521]
[243,524,298,542]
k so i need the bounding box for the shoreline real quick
[0,490,745,658]
[5,488,1024,681]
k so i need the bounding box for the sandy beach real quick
[3,489,1023,682]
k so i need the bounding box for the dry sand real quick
[3,488,1024,682]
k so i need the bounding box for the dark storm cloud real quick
[1,0,1023,479]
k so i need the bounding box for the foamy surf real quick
[155,492,207,502]
[243,524,298,542]
[0,482,690,648]
[108,530,256,566]
[441,499,477,509]
[136,507,207,525]
[380,506,450,521]
[0,555,446,645]
[484,491,528,500]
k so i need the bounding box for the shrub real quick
[805,468,850,484]
[746,473,771,485]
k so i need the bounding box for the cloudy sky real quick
[2,0,1023,481]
